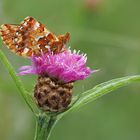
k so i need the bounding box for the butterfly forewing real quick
[0,16,70,57]
[0,24,19,51]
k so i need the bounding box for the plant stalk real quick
[34,114,57,140]
[0,50,39,114]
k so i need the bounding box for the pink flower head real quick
[19,49,94,83]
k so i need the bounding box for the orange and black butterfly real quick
[0,16,70,57]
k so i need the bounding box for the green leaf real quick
[59,75,140,119]
[0,50,39,114]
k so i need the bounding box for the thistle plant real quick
[0,17,140,140]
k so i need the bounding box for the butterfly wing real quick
[50,32,70,53]
[0,24,20,53]
[57,32,70,44]
[0,17,64,57]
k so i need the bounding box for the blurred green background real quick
[0,0,140,140]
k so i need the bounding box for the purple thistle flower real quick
[19,49,94,83]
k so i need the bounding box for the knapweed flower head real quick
[19,49,93,83]
[19,49,94,112]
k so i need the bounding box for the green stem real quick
[34,114,57,140]
[0,50,38,114]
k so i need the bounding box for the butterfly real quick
[0,16,70,57]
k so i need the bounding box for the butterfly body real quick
[0,16,70,57]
